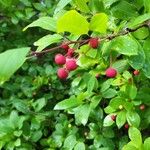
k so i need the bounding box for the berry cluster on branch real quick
[28,22,149,79]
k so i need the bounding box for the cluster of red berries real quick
[55,37,141,79]
[55,44,78,79]
[56,37,100,79]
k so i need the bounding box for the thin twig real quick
[27,22,149,58]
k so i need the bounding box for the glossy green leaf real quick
[144,0,150,12]
[128,13,150,28]
[23,17,57,32]
[111,1,138,20]
[100,79,113,92]
[102,88,117,99]
[128,84,137,100]
[74,104,91,125]
[32,98,46,112]
[0,47,30,84]
[63,135,77,149]
[87,75,97,93]
[111,36,138,56]
[122,141,139,150]
[112,60,129,73]
[126,111,140,127]
[54,0,72,14]
[73,0,90,13]
[34,34,62,52]
[74,142,85,150]
[132,27,149,40]
[109,97,124,110]
[57,10,89,35]
[128,127,142,147]
[54,96,81,110]
[128,41,145,70]
[144,137,150,150]
[143,38,150,78]
[90,13,108,33]
[116,111,126,128]
[103,115,114,127]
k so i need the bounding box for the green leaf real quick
[90,13,108,33]
[73,0,90,13]
[103,115,114,127]
[144,0,150,12]
[86,49,97,58]
[144,137,150,150]
[90,96,102,109]
[32,98,46,112]
[54,0,72,14]
[128,41,145,70]
[87,75,97,93]
[34,34,63,52]
[128,127,142,148]
[126,111,140,127]
[102,88,117,99]
[128,85,137,100]
[77,55,98,68]
[143,38,150,78]
[111,36,138,56]
[116,110,126,129]
[128,13,150,28]
[111,1,138,20]
[132,27,149,40]
[23,17,57,32]
[57,10,89,35]
[12,99,30,114]
[63,135,77,149]
[109,97,124,110]
[54,96,81,110]
[0,47,30,84]
[74,104,91,125]
[100,79,113,92]
[122,141,139,150]
[74,142,85,150]
[112,60,129,73]
[31,130,42,142]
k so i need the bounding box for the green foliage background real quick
[0,0,150,150]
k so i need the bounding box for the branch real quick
[28,21,150,57]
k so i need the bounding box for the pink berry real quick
[133,70,140,76]
[60,43,69,52]
[89,38,99,49]
[67,48,74,57]
[95,73,100,79]
[57,68,68,79]
[106,67,117,78]
[124,123,129,129]
[66,59,78,71]
[140,104,145,110]
[55,54,66,65]
[111,115,116,121]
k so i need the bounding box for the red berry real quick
[133,70,140,76]
[95,73,100,79]
[67,48,74,57]
[66,59,78,71]
[124,123,129,129]
[111,115,116,121]
[55,54,66,65]
[89,38,99,49]
[106,67,117,78]
[60,43,69,52]
[57,68,68,79]
[140,104,145,110]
